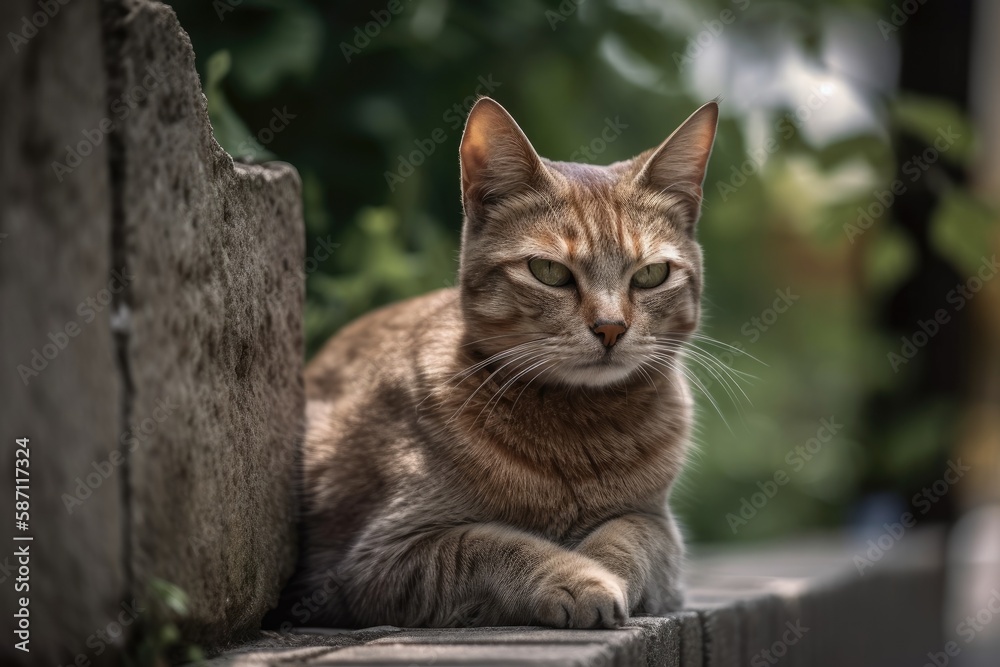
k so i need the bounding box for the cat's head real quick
[458,97,718,388]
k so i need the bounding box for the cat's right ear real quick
[459,98,554,223]
[633,100,719,230]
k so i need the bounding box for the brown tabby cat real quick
[292,97,718,629]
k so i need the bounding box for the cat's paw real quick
[533,563,628,629]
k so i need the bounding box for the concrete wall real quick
[0,1,125,664]
[0,0,305,663]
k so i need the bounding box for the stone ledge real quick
[207,529,945,666]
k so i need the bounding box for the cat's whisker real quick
[659,347,753,426]
[447,346,546,424]
[415,340,546,413]
[655,338,759,381]
[459,332,555,348]
[653,339,757,396]
[685,345,759,382]
[480,355,552,427]
[681,351,748,418]
[654,342,752,408]
[459,349,538,411]
[669,347,749,420]
[447,339,548,384]
[473,353,548,428]
[647,353,731,432]
[633,364,658,396]
[677,333,768,368]
[454,340,546,377]
[640,357,685,398]
[510,361,556,415]
[639,359,682,394]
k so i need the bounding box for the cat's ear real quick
[459,98,554,222]
[633,100,719,228]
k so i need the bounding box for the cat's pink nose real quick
[592,321,627,347]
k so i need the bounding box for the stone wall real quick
[0,0,305,664]
[0,0,125,664]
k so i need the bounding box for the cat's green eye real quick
[528,258,573,287]
[631,262,670,289]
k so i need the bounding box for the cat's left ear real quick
[459,97,555,224]
[633,100,719,228]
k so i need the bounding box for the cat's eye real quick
[528,258,573,287]
[631,262,670,289]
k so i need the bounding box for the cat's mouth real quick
[580,355,620,367]
[548,348,641,388]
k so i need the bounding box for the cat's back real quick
[305,287,460,402]
[301,288,462,543]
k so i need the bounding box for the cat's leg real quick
[340,522,629,628]
[574,513,684,615]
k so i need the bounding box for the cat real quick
[287,97,718,629]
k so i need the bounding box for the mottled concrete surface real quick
[0,0,305,662]
[107,0,304,648]
[0,0,124,664]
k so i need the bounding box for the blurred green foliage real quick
[168,0,996,543]
[127,578,203,666]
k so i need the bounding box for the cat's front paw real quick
[533,563,627,629]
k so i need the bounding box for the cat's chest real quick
[445,410,685,539]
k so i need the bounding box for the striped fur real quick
[288,98,719,629]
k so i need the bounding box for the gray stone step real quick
[206,529,945,666]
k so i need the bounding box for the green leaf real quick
[148,577,190,617]
[891,95,975,165]
[864,224,917,295]
[229,2,324,95]
[203,50,270,161]
[930,190,1000,277]
[881,401,955,474]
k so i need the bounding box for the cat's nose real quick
[592,320,628,348]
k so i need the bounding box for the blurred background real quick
[164,0,1000,550]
